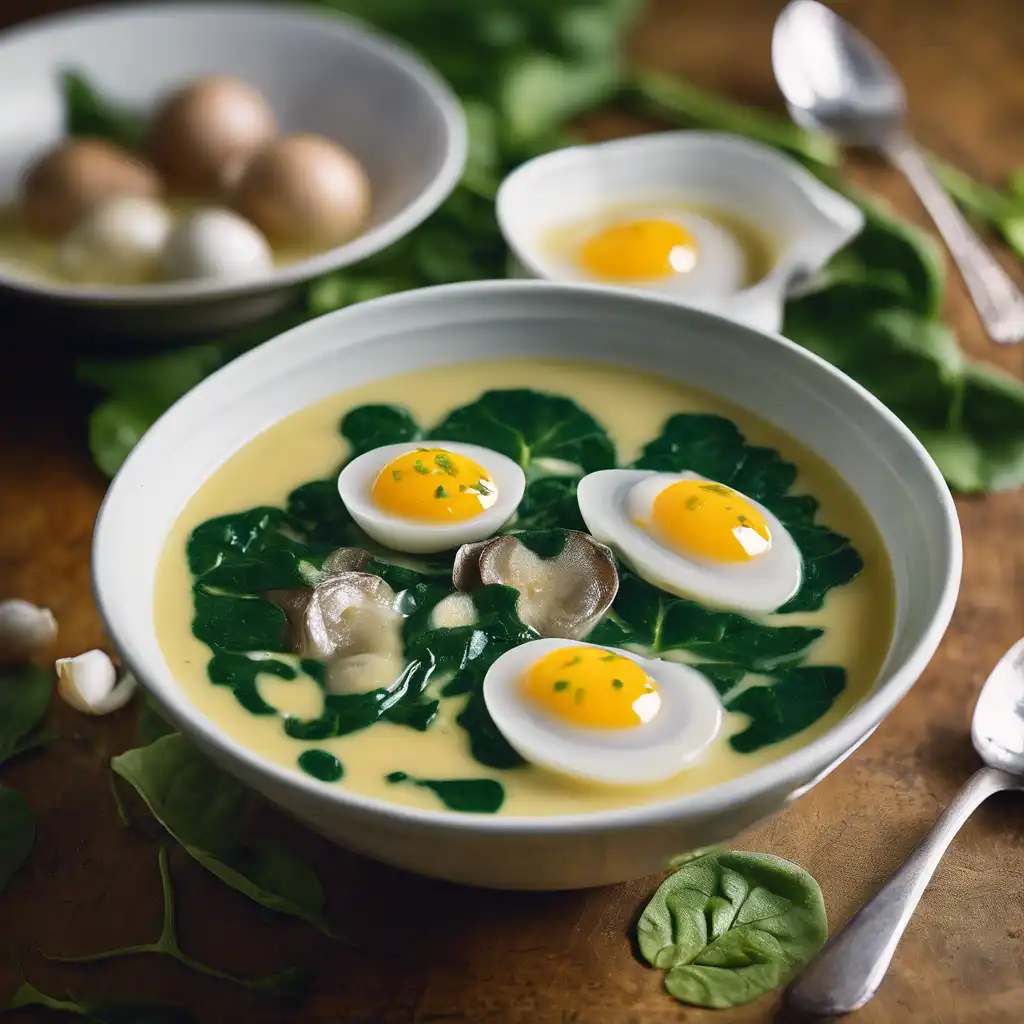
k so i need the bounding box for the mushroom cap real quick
[21,138,161,239]
[454,531,619,640]
[148,75,277,194]
[230,132,371,249]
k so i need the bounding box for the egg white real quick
[577,469,802,614]
[483,637,724,786]
[546,208,750,298]
[161,207,273,282]
[337,440,526,555]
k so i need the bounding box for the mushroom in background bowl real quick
[0,2,466,342]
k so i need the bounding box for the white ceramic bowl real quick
[0,2,465,342]
[92,281,961,890]
[496,131,864,333]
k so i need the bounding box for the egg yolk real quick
[650,479,771,563]
[578,218,698,281]
[522,646,661,730]
[371,448,497,523]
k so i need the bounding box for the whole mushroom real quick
[148,75,277,194]
[20,139,161,239]
[231,133,371,250]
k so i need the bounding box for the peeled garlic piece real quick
[56,649,137,715]
[268,568,403,695]
[429,593,478,630]
[454,532,619,640]
[0,599,58,666]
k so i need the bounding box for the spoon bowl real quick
[772,0,1024,343]
[972,638,1024,774]
[772,0,905,146]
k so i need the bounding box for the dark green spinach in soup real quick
[185,389,863,812]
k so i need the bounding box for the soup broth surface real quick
[155,358,894,816]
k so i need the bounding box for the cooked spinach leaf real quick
[341,403,420,456]
[286,479,357,547]
[0,786,34,895]
[111,734,332,936]
[633,413,862,610]
[192,588,291,655]
[42,845,308,997]
[727,666,847,753]
[208,654,296,716]
[298,749,344,782]
[4,980,194,1023]
[637,851,828,1008]
[513,475,588,532]
[432,389,616,473]
[588,573,821,671]
[0,664,53,768]
[385,771,505,813]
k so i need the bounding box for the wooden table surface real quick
[2,1,1023,1021]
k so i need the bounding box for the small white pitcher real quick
[496,131,863,334]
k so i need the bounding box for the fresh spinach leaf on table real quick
[111,734,333,936]
[43,845,308,997]
[0,664,53,767]
[0,786,34,895]
[637,851,828,1008]
[626,67,839,171]
[3,980,194,1023]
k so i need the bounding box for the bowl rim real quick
[92,279,963,835]
[0,0,467,306]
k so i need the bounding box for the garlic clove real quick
[56,649,138,715]
[0,599,58,666]
[454,531,619,640]
[429,593,478,630]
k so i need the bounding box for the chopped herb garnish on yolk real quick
[370,448,498,523]
[523,645,661,729]
[434,452,458,475]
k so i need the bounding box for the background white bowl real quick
[92,281,961,890]
[0,1,466,341]
[496,131,864,333]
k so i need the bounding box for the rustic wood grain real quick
[1,1,1022,1021]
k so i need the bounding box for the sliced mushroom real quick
[319,547,373,577]
[453,532,618,640]
[265,555,403,696]
[267,546,373,614]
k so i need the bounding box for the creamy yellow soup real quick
[155,359,894,816]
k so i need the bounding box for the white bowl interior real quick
[0,1,465,300]
[93,281,960,837]
[496,131,862,276]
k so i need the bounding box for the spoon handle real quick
[785,765,1017,1016]
[883,138,1024,343]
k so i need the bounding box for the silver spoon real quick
[785,638,1024,1015]
[772,0,1024,344]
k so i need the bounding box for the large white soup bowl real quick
[92,281,961,890]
